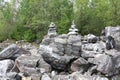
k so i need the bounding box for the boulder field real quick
[0,22,120,80]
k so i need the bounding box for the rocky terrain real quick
[0,22,120,80]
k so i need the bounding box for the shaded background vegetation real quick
[0,0,120,42]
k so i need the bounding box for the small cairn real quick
[47,22,57,37]
[68,20,78,35]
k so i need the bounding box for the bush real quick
[0,35,6,42]
[11,25,36,42]
[23,29,35,42]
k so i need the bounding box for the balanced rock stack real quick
[40,22,57,45]
[40,21,82,71]
[39,22,120,80]
[47,22,57,37]
[68,20,78,35]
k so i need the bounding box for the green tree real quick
[1,0,120,42]
[13,0,73,42]
[0,1,14,41]
[74,0,112,35]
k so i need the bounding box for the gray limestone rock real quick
[111,75,120,80]
[105,50,120,70]
[105,26,120,50]
[68,35,81,44]
[106,36,116,50]
[52,72,108,80]
[89,54,115,76]
[41,50,74,70]
[84,34,98,43]
[16,55,40,68]
[81,51,96,58]
[0,44,31,60]
[41,73,51,80]
[70,57,88,72]
[15,55,51,74]
[81,41,106,58]
[70,72,108,80]
[0,59,18,77]
[82,41,105,53]
[31,73,42,80]
[51,71,57,78]
[38,57,52,73]
[54,37,67,45]
[0,44,19,60]
[6,72,21,80]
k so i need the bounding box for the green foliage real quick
[23,29,35,42]
[11,26,36,42]
[74,0,105,35]
[1,0,120,42]
[0,2,14,41]
[12,0,73,42]
[74,0,120,35]
[11,26,25,40]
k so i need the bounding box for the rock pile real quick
[0,22,120,80]
[39,23,120,80]
[40,22,82,70]
[0,43,51,80]
[0,44,30,79]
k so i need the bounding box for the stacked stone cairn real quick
[39,22,120,80]
[68,20,78,35]
[0,22,120,80]
[47,22,57,37]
